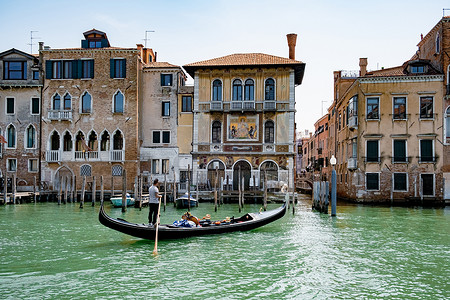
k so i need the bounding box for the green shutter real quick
[420,140,432,161]
[101,39,108,48]
[81,40,88,48]
[122,59,126,78]
[45,60,52,79]
[90,60,94,78]
[367,141,378,162]
[110,59,115,78]
[394,140,406,161]
[72,60,79,79]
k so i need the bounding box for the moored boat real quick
[175,192,198,209]
[99,202,286,240]
[110,193,135,207]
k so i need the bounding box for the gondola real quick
[99,202,286,240]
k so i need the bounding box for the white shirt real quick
[148,185,160,204]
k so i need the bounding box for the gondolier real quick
[148,179,162,225]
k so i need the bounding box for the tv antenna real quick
[143,30,155,48]
[28,31,41,54]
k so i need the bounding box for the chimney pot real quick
[286,33,297,60]
[359,58,368,76]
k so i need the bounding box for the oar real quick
[152,198,162,256]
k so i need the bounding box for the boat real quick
[175,192,198,209]
[110,193,135,207]
[99,202,286,240]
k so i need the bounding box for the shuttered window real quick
[420,140,433,162]
[110,59,126,78]
[393,140,406,162]
[393,173,407,191]
[366,140,379,162]
[366,173,379,190]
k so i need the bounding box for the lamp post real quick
[330,155,337,216]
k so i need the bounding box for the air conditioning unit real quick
[347,157,357,169]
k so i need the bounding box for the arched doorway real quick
[55,166,73,192]
[207,160,225,188]
[233,160,251,190]
[260,161,278,189]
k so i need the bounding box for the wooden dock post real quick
[80,176,86,209]
[92,176,96,206]
[3,175,7,204]
[220,176,223,206]
[263,170,267,211]
[238,167,242,213]
[100,175,104,205]
[122,169,127,213]
[57,176,62,205]
[241,176,245,207]
[187,164,191,211]
[139,175,143,210]
[72,176,76,203]
[163,174,167,212]
[33,176,37,203]
[111,176,114,198]
[64,176,68,204]
[214,166,218,212]
[134,176,138,206]
[12,174,16,205]
[173,173,177,204]
[196,171,199,204]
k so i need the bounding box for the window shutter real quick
[121,59,126,78]
[45,61,52,79]
[90,60,94,78]
[101,39,108,48]
[394,140,406,159]
[367,141,378,161]
[160,74,164,85]
[81,40,88,49]
[77,60,82,78]
[72,60,79,79]
[110,59,115,78]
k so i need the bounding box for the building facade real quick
[0,48,41,192]
[184,34,305,191]
[40,29,139,193]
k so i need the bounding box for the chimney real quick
[359,58,368,76]
[286,33,297,60]
[136,44,144,62]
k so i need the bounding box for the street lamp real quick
[330,155,337,216]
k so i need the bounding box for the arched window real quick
[81,91,92,113]
[53,93,60,110]
[212,79,222,101]
[63,93,71,110]
[88,131,98,151]
[75,132,85,151]
[212,121,221,143]
[7,124,16,148]
[100,131,110,151]
[260,161,279,184]
[232,79,242,101]
[80,164,92,177]
[265,78,275,100]
[63,132,72,151]
[244,79,254,100]
[50,131,60,150]
[446,106,450,140]
[26,125,36,149]
[264,120,274,143]
[113,91,124,113]
[113,131,123,150]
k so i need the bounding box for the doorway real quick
[233,160,251,190]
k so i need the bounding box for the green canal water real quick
[1,195,449,299]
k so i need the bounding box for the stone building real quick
[0,48,41,192]
[183,34,305,191]
[331,57,444,203]
[137,46,189,188]
[40,29,139,193]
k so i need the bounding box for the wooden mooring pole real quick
[139,175,143,210]
[80,176,86,209]
[33,176,37,203]
[238,167,242,213]
[263,170,267,211]
[164,174,167,212]
[100,175,104,205]
[214,166,218,212]
[122,169,127,213]
[58,176,62,205]
[3,174,8,204]
[72,176,76,203]
[92,176,96,206]
[187,164,191,212]
[64,176,68,204]
[12,174,16,205]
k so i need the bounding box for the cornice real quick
[359,75,443,84]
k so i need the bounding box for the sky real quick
[1,0,449,132]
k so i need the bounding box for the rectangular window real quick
[31,98,40,115]
[63,61,72,79]
[6,98,14,114]
[161,74,172,86]
[420,140,433,162]
[33,70,39,80]
[393,140,407,163]
[393,97,407,120]
[411,65,424,73]
[366,173,379,190]
[4,61,27,80]
[7,158,17,172]
[110,59,126,78]
[81,60,94,79]
[421,174,434,196]
[152,131,160,144]
[393,173,407,191]
[152,159,159,174]
[366,97,379,120]
[182,96,192,112]
[162,102,170,116]
[420,96,433,119]
[52,61,62,79]
[162,131,170,144]
[28,159,38,172]
[366,140,379,162]
[162,159,169,174]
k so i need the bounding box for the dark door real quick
[233,161,251,190]
[421,174,434,196]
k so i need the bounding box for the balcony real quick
[110,150,124,162]
[348,116,358,130]
[230,101,255,111]
[46,150,60,162]
[210,101,223,111]
[74,151,99,160]
[347,157,357,169]
[263,101,276,111]
[48,110,73,121]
